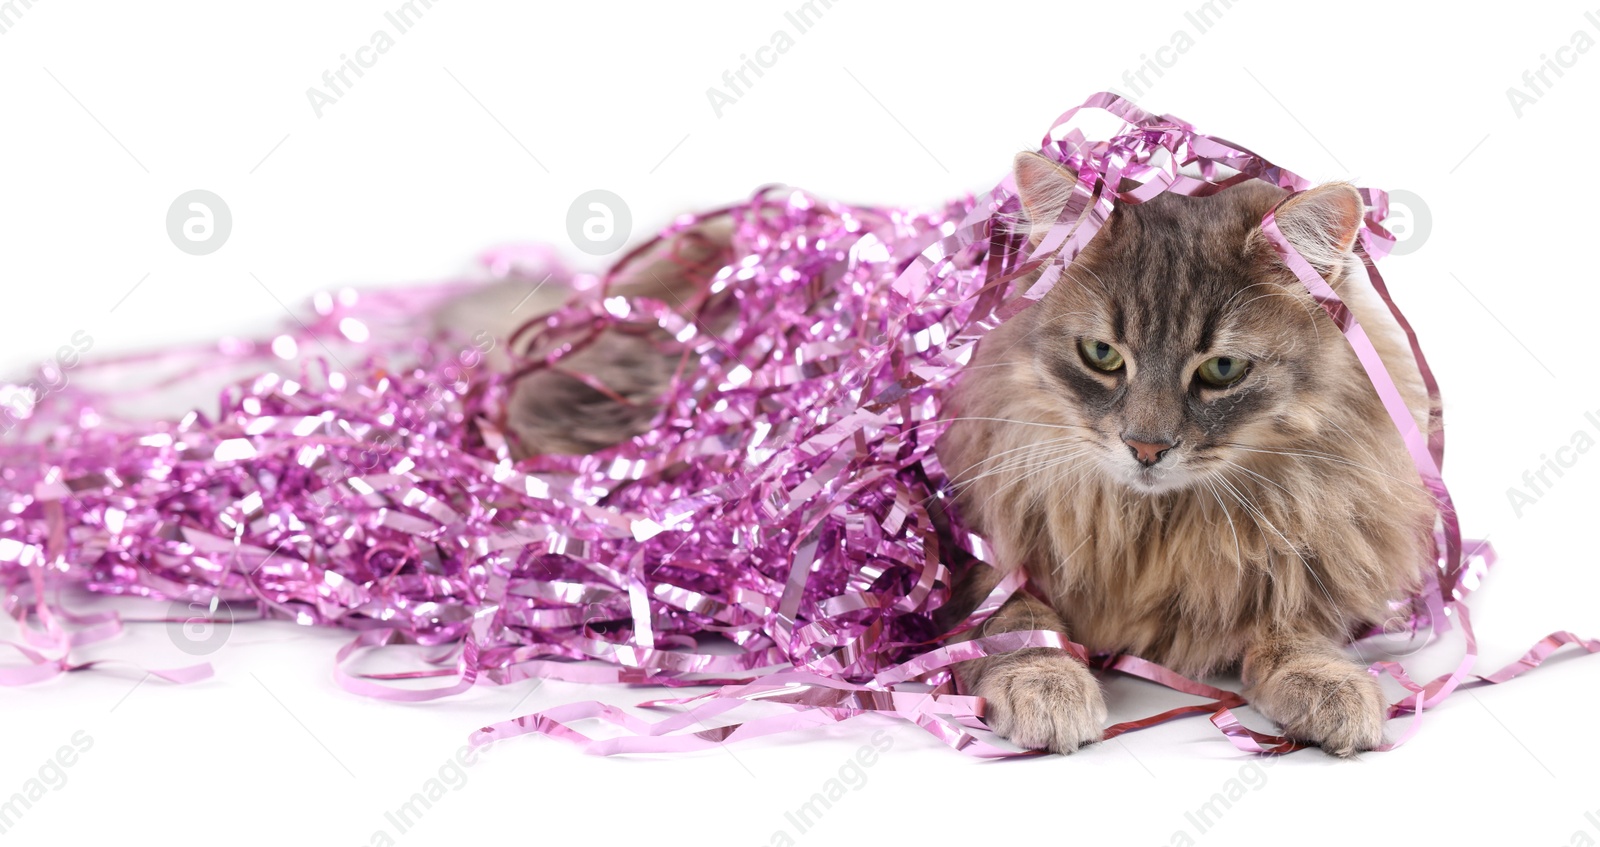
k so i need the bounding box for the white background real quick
[4,1,1599,844]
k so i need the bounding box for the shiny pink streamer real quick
[2,93,1594,758]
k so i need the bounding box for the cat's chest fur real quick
[1028,475,1314,676]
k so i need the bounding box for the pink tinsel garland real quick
[2,93,1593,757]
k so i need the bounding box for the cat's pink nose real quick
[1123,436,1175,467]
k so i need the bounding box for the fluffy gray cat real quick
[936,154,1434,756]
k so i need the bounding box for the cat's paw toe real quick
[1252,662,1387,757]
[975,648,1106,754]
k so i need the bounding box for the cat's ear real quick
[1270,182,1365,276]
[1013,151,1080,243]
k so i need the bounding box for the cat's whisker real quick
[987,306,1101,362]
[1210,456,1291,497]
[1301,405,1424,473]
[918,435,1096,510]
[931,416,1102,433]
[1215,280,1280,316]
[1212,468,1367,666]
[947,438,1093,495]
[968,445,1097,516]
[917,360,1030,383]
[1227,289,1328,343]
[950,454,1088,496]
[1200,478,1245,576]
[965,435,1091,468]
[1218,444,1415,487]
[950,438,1086,491]
[1053,533,1094,584]
[1303,404,1365,445]
[996,447,1097,496]
[1218,281,1313,325]
[891,415,1101,441]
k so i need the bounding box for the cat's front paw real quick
[974,648,1106,754]
[1248,658,1387,757]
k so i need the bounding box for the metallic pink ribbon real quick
[1,93,1593,759]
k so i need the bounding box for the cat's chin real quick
[1113,464,1194,495]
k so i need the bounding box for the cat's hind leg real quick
[500,217,735,458]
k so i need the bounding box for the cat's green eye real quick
[1196,355,1249,387]
[1079,338,1124,372]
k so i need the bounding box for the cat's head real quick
[1009,151,1368,494]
